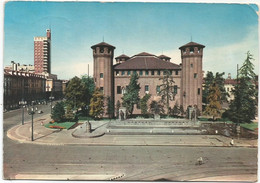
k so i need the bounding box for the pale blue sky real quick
[4,2,259,79]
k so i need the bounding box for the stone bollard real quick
[86,121,91,133]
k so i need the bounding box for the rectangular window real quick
[100,73,103,78]
[175,70,179,75]
[116,71,119,76]
[198,88,200,95]
[157,70,160,75]
[127,71,131,76]
[117,86,121,94]
[194,73,197,78]
[169,70,172,75]
[100,87,104,93]
[139,70,143,76]
[121,71,125,75]
[174,85,178,94]
[145,71,149,76]
[163,70,167,75]
[151,70,154,75]
[191,64,193,68]
[145,85,149,93]
[156,85,160,93]
[133,71,137,75]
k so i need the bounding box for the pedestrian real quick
[197,157,203,165]
[230,139,234,146]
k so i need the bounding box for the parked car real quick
[38,110,43,114]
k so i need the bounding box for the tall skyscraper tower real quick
[34,29,51,74]
[179,42,205,111]
[91,42,115,102]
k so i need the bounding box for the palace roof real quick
[114,52,180,70]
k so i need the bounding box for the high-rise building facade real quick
[34,29,51,74]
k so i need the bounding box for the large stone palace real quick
[91,41,205,114]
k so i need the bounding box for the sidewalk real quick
[6,115,258,147]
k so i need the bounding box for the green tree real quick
[140,94,151,117]
[179,105,185,117]
[106,96,114,119]
[172,102,180,117]
[51,101,65,122]
[150,100,164,115]
[203,71,228,106]
[65,105,75,122]
[81,75,95,115]
[122,73,141,117]
[205,82,222,120]
[65,76,86,111]
[89,88,104,119]
[226,51,257,123]
[159,70,175,115]
[115,100,121,119]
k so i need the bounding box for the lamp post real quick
[49,96,55,114]
[19,100,27,125]
[28,101,37,141]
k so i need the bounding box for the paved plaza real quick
[7,114,257,147]
[3,109,258,181]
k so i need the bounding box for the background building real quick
[4,69,46,110]
[5,61,35,73]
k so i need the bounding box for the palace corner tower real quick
[179,42,205,111]
[91,42,115,102]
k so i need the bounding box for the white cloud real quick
[52,61,93,80]
[203,26,259,78]
[156,26,259,79]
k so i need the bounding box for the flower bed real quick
[45,122,76,130]
[49,125,65,129]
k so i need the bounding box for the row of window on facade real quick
[116,85,178,95]
[112,70,179,77]
[182,47,201,54]
[93,48,112,54]
[100,71,198,79]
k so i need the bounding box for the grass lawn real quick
[240,122,258,131]
[45,122,76,130]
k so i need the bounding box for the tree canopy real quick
[203,71,228,106]
[140,93,151,116]
[89,88,104,119]
[51,101,65,122]
[65,76,86,111]
[159,70,175,115]
[122,72,141,116]
[225,51,257,123]
[204,82,222,120]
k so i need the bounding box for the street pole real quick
[19,100,27,125]
[28,101,37,141]
[22,106,24,125]
[31,112,34,141]
[51,99,52,114]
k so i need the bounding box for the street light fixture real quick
[49,96,55,114]
[27,101,37,141]
[19,100,27,125]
